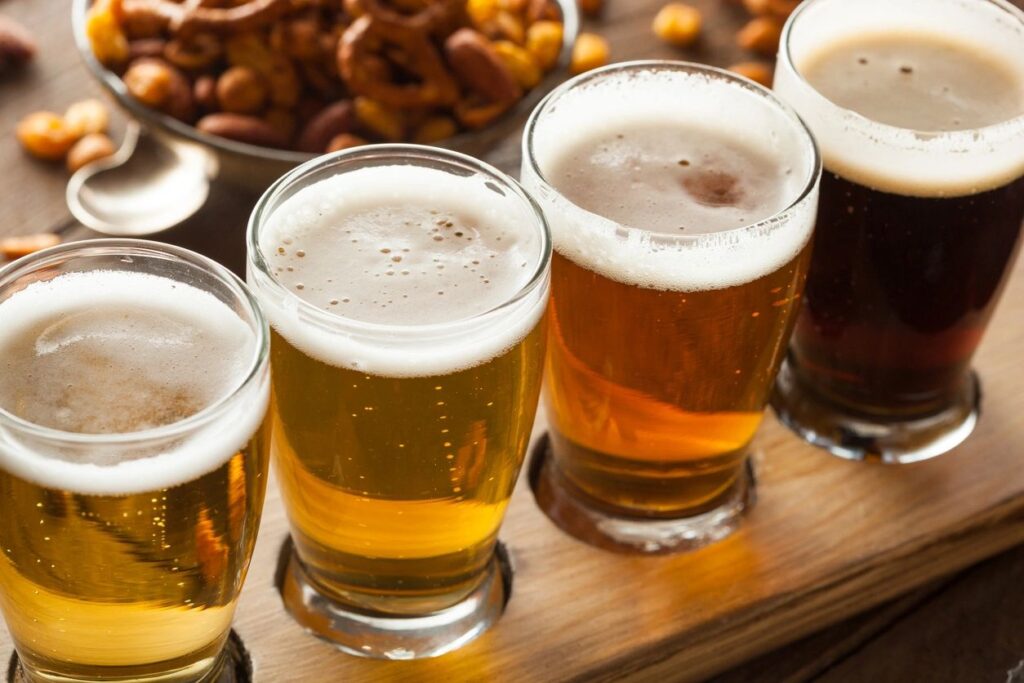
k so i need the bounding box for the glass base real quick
[7,632,251,683]
[529,434,756,554]
[276,537,511,660]
[771,361,981,465]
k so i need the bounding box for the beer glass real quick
[247,146,550,658]
[772,0,1024,463]
[0,240,270,682]
[521,62,821,553]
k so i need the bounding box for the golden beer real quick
[0,243,270,683]
[547,249,809,515]
[248,147,550,657]
[522,62,820,551]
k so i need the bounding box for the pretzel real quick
[338,15,458,108]
[351,0,461,33]
[121,0,293,36]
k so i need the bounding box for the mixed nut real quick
[82,0,573,152]
[16,99,118,172]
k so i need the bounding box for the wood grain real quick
[3,1,1024,681]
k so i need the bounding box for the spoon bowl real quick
[66,123,216,236]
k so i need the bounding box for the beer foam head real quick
[523,63,819,292]
[252,162,548,377]
[0,271,268,495]
[775,0,1024,197]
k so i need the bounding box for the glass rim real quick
[0,239,270,446]
[522,59,822,245]
[246,143,552,337]
[779,0,1024,138]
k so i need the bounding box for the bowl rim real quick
[71,0,580,161]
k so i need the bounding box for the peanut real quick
[467,0,500,26]
[0,233,60,261]
[66,133,117,173]
[85,0,129,67]
[413,116,458,144]
[64,99,109,138]
[128,58,195,122]
[216,66,268,115]
[455,99,512,129]
[326,133,368,152]
[570,33,610,75]
[728,61,774,87]
[16,112,77,161]
[652,4,702,48]
[526,20,563,71]
[225,33,300,108]
[493,40,542,89]
[297,100,356,153]
[196,113,289,148]
[736,17,783,56]
[353,97,404,141]
[123,60,174,108]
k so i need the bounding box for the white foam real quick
[522,66,819,292]
[0,271,268,496]
[775,0,1024,197]
[252,164,549,378]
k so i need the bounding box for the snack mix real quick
[85,0,569,151]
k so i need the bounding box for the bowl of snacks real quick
[70,0,578,232]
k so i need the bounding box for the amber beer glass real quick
[247,146,550,658]
[772,0,1024,463]
[0,241,270,683]
[521,62,821,552]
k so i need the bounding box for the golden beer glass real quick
[247,146,550,658]
[522,62,821,553]
[0,240,270,682]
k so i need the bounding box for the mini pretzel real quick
[338,15,459,108]
[121,0,293,36]
[354,0,461,33]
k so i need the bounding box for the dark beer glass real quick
[772,0,1024,463]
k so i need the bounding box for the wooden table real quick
[4,1,1024,681]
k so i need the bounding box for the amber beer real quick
[247,147,549,658]
[0,242,269,683]
[772,0,1024,462]
[522,62,820,551]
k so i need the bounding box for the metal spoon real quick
[66,122,217,236]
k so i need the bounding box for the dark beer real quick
[773,0,1024,460]
[797,172,1024,416]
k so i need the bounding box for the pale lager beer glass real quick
[0,240,270,682]
[247,146,550,658]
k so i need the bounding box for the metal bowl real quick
[70,0,579,193]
